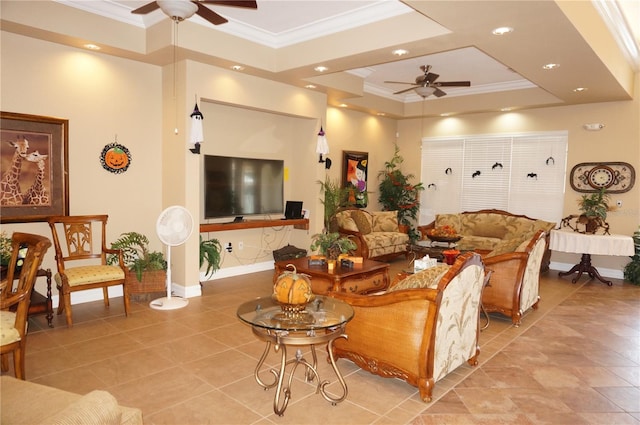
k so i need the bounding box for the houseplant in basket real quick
[377,144,424,241]
[108,232,167,293]
[577,188,610,234]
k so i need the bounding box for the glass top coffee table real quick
[237,295,354,416]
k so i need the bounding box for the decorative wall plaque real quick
[569,162,635,193]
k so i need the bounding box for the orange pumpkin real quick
[273,264,313,305]
[105,147,129,169]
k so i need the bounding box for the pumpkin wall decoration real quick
[273,264,313,306]
[100,142,131,174]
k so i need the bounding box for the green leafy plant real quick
[200,235,222,278]
[317,176,352,229]
[0,231,11,267]
[578,188,610,220]
[310,232,357,259]
[623,226,640,286]
[377,144,424,241]
[108,232,167,282]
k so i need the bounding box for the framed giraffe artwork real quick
[1,111,69,223]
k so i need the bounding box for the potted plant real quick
[377,144,424,241]
[200,235,222,279]
[317,176,352,230]
[108,232,167,293]
[310,232,357,260]
[0,231,11,269]
[577,188,610,233]
[624,226,640,286]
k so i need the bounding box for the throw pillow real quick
[372,211,399,232]
[387,264,451,292]
[351,210,372,234]
[472,222,507,239]
[44,390,122,425]
[335,211,358,232]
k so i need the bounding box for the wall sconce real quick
[316,125,330,168]
[583,123,604,131]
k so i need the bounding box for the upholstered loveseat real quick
[330,207,409,261]
[419,209,556,271]
[328,252,486,402]
[0,376,143,425]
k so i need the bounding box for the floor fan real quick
[150,205,194,310]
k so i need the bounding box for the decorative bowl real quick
[426,234,462,243]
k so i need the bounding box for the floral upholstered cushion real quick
[433,262,484,382]
[371,211,399,232]
[351,210,373,235]
[335,211,358,232]
[0,311,19,345]
[54,265,124,287]
[388,265,450,292]
[362,232,409,258]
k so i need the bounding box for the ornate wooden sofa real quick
[330,207,409,261]
[327,252,485,402]
[482,229,547,326]
[419,209,556,271]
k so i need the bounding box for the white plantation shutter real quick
[420,132,567,226]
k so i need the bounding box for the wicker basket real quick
[125,270,166,294]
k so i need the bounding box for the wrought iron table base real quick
[252,327,349,416]
[558,253,612,286]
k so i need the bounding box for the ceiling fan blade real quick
[433,88,447,97]
[425,72,439,83]
[434,81,471,87]
[200,1,257,8]
[131,1,160,14]
[195,2,228,25]
[384,80,417,85]
[394,86,419,95]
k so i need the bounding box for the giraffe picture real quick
[1,112,68,223]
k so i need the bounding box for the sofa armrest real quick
[337,227,369,259]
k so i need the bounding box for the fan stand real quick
[150,244,189,310]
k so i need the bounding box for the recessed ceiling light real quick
[377,112,386,116]
[573,87,588,92]
[339,103,348,108]
[440,113,451,117]
[314,66,329,72]
[492,27,514,35]
[500,107,512,112]
[305,84,317,89]
[231,65,244,71]
[392,49,409,56]
[543,63,560,70]
[84,43,100,50]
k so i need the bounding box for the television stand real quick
[200,218,309,232]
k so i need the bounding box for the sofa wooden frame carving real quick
[327,252,485,402]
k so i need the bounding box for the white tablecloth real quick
[550,229,634,256]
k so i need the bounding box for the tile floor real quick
[5,257,640,424]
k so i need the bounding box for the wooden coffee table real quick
[274,257,390,295]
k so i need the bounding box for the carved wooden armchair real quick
[327,252,485,402]
[1,232,51,379]
[482,230,546,326]
[48,215,129,327]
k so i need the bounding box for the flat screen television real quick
[204,155,284,219]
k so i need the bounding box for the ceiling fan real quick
[132,1,257,25]
[385,65,471,98]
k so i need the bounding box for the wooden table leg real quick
[558,253,612,286]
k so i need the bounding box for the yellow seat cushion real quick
[0,311,20,345]
[55,265,125,287]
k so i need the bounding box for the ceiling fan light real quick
[415,86,436,97]
[157,0,198,21]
